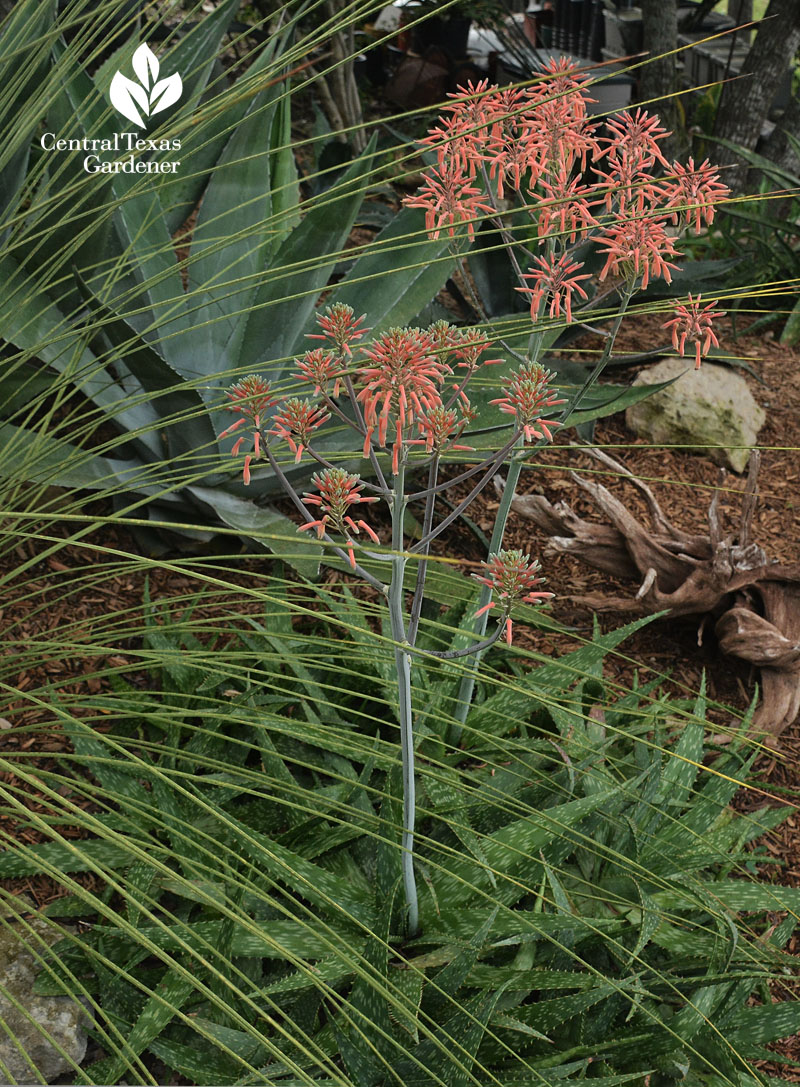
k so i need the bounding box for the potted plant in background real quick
[410,0,507,59]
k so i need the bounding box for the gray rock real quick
[0,914,87,1084]
[625,358,765,473]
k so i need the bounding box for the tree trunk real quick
[714,0,800,192]
[761,91,800,178]
[639,0,682,157]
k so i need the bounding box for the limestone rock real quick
[0,914,87,1084]
[625,359,765,473]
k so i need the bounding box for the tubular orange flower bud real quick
[308,303,368,356]
[300,468,380,547]
[518,252,591,323]
[270,399,330,463]
[403,159,494,241]
[357,327,449,470]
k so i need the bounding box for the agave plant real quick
[0,0,465,564]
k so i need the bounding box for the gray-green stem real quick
[448,436,525,748]
[388,457,419,936]
[406,455,439,645]
[564,283,634,423]
[448,284,637,745]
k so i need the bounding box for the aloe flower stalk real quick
[220,305,565,933]
[222,67,733,933]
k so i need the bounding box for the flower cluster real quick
[219,375,278,485]
[492,362,566,443]
[663,294,725,369]
[299,468,379,569]
[295,348,343,398]
[407,59,602,235]
[597,216,681,290]
[307,302,367,356]
[403,66,729,362]
[410,404,473,454]
[518,252,591,322]
[217,299,570,589]
[474,550,554,645]
[403,159,495,241]
[662,158,729,233]
[270,399,330,462]
[357,326,447,471]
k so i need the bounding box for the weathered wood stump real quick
[507,450,800,740]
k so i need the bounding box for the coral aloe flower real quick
[537,169,599,244]
[295,348,344,398]
[357,327,448,471]
[661,158,730,233]
[518,252,591,322]
[597,216,681,289]
[403,159,495,241]
[473,549,554,644]
[663,294,725,369]
[308,303,368,356]
[411,405,473,453]
[270,399,330,462]
[491,362,566,443]
[601,108,671,169]
[219,375,278,485]
[299,468,380,568]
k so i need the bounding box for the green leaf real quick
[87,968,197,1084]
[186,78,283,377]
[426,907,498,1013]
[0,0,56,225]
[145,1033,244,1086]
[565,377,678,431]
[0,254,162,457]
[239,138,378,372]
[656,675,706,805]
[432,791,614,907]
[329,208,460,336]
[724,1000,800,1045]
[466,615,657,737]
[187,485,322,579]
[157,19,281,234]
[0,420,149,493]
[0,837,135,878]
[347,880,398,1052]
[74,267,214,459]
[780,292,800,346]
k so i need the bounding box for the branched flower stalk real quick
[221,61,730,935]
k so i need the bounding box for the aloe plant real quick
[1,582,799,1085]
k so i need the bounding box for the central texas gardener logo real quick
[110,43,182,128]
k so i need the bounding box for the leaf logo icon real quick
[109,43,182,129]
